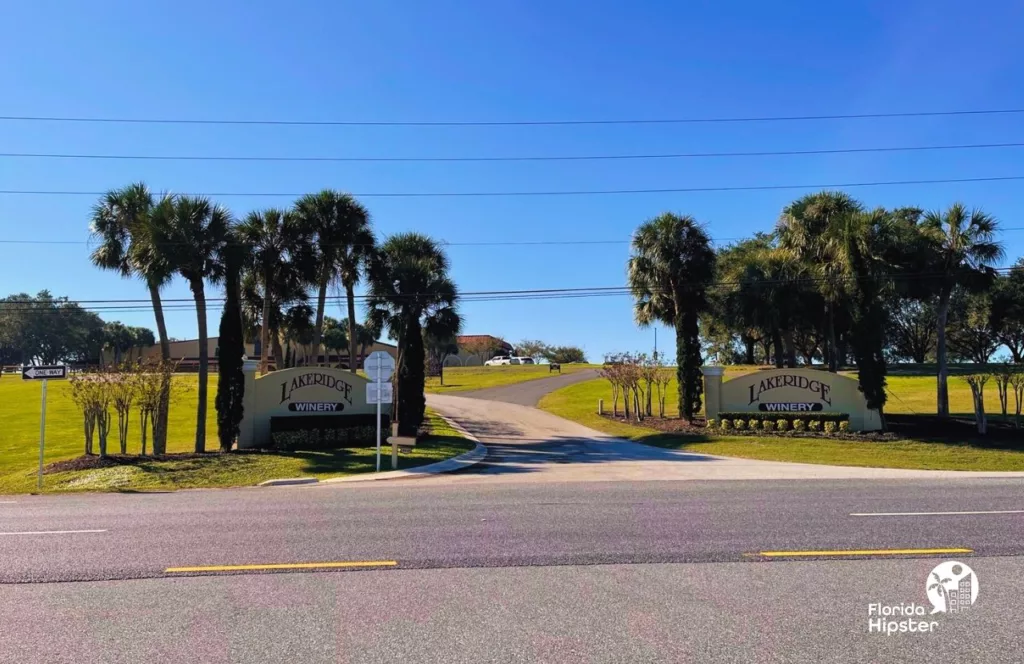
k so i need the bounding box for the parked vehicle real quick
[484,355,512,366]
[513,357,535,365]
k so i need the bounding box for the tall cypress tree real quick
[216,243,246,452]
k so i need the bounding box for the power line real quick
[5,141,1024,163]
[3,268,1019,313]
[4,175,1024,198]
[5,228,1024,250]
[2,108,1023,127]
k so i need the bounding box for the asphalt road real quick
[2,479,1024,661]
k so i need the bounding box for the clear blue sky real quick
[2,0,1023,361]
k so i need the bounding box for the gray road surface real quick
[453,367,599,406]
[2,553,1021,662]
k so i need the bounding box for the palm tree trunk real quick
[272,333,284,370]
[782,329,797,368]
[191,278,209,453]
[936,289,951,418]
[346,281,358,373]
[743,335,755,365]
[259,264,272,374]
[771,329,784,368]
[148,279,171,456]
[310,269,329,366]
[826,304,838,372]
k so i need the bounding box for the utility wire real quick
[4,229,1024,249]
[3,268,1019,312]
[2,108,1023,126]
[4,175,1024,198]
[5,142,1024,163]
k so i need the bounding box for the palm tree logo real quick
[926,561,979,614]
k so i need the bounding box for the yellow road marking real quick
[754,548,972,558]
[165,560,398,573]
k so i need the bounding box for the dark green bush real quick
[719,412,849,425]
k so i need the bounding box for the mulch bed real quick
[45,453,216,474]
[600,412,1023,447]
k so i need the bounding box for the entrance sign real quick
[22,364,69,491]
[702,366,881,431]
[238,362,390,449]
[364,350,396,471]
[22,365,67,380]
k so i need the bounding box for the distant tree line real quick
[0,291,154,366]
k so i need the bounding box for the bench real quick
[549,363,561,373]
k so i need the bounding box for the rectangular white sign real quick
[367,382,393,404]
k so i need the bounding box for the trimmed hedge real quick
[718,412,850,424]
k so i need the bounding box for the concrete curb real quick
[258,477,319,487]
[262,413,486,486]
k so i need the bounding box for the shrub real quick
[761,419,775,432]
[734,419,747,431]
[776,418,790,432]
[824,421,837,435]
[706,418,717,429]
[839,421,850,433]
[718,412,849,426]
[792,419,807,432]
[720,419,732,431]
[808,420,821,432]
[748,419,760,431]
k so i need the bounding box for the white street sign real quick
[363,351,395,383]
[367,382,394,404]
[22,365,68,380]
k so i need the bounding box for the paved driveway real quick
[426,392,1024,483]
[453,368,599,406]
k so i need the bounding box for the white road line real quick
[851,510,1024,517]
[0,501,18,504]
[0,529,107,536]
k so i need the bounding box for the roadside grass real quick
[0,391,472,494]
[425,363,597,393]
[538,376,1024,471]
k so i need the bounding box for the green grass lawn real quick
[538,374,1024,471]
[425,363,598,394]
[0,371,472,493]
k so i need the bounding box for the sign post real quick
[22,365,68,491]
[363,352,395,472]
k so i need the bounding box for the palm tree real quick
[628,213,716,420]
[235,208,305,373]
[366,234,462,436]
[89,183,174,454]
[336,218,375,373]
[293,190,371,367]
[920,203,1004,417]
[240,264,309,370]
[154,196,231,452]
[778,191,863,371]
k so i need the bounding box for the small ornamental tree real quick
[965,374,991,435]
[1008,372,1024,429]
[111,365,139,455]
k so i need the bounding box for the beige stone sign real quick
[238,361,391,449]
[702,366,881,431]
